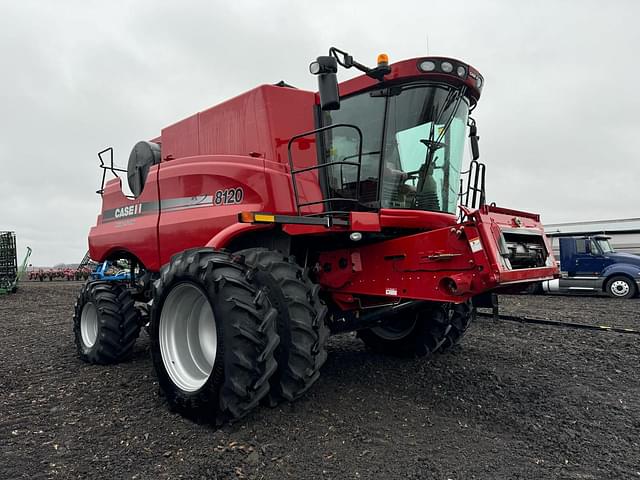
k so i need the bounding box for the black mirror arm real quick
[329,47,390,81]
[468,117,480,160]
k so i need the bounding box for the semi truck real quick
[542,235,640,298]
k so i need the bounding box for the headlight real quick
[309,62,321,75]
[441,61,453,73]
[418,60,436,72]
[456,65,466,78]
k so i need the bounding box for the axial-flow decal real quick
[102,190,245,223]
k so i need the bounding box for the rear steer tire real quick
[235,248,329,404]
[358,301,474,357]
[358,304,449,357]
[149,248,279,424]
[436,301,475,353]
[73,281,141,364]
[605,275,637,299]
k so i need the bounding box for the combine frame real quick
[73,47,559,424]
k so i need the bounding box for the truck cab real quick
[543,235,640,298]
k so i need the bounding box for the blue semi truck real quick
[542,235,640,298]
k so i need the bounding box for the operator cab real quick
[301,49,484,217]
[321,81,470,214]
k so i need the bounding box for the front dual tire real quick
[149,249,279,424]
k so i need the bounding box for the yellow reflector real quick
[239,212,255,223]
[254,214,276,223]
[377,53,389,65]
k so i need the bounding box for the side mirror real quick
[469,121,480,160]
[310,56,340,111]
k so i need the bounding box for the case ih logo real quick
[102,191,244,223]
[115,204,143,219]
[102,201,156,222]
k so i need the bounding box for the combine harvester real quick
[75,48,559,423]
[0,231,32,294]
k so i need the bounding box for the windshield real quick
[321,83,469,214]
[594,238,614,253]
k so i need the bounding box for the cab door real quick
[575,239,607,277]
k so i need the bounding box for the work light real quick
[441,61,453,73]
[418,60,436,72]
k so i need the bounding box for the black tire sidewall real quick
[606,275,636,299]
[74,285,99,359]
[73,281,140,364]
[234,248,329,402]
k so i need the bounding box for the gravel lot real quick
[1,283,639,479]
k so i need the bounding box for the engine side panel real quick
[156,155,270,265]
[88,167,161,270]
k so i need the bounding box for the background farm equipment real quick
[0,231,32,294]
[75,251,95,281]
[90,260,131,281]
[29,267,83,281]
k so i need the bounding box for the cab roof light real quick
[418,60,436,72]
[440,61,453,73]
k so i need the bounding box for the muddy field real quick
[1,283,639,479]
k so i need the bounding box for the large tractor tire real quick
[149,248,279,424]
[235,248,329,403]
[357,301,474,357]
[73,281,141,364]
[605,275,637,299]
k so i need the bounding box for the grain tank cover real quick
[127,141,161,197]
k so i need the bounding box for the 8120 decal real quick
[214,187,244,205]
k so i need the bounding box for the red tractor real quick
[74,48,558,424]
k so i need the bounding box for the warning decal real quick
[469,237,483,253]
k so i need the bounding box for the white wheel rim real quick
[80,302,99,348]
[159,282,217,392]
[611,280,630,297]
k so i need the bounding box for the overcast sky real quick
[1,0,639,266]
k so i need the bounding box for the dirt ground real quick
[1,283,639,479]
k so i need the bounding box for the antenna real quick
[426,35,430,55]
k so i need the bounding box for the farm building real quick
[545,218,640,255]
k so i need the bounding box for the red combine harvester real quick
[75,48,558,423]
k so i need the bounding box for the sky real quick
[1,0,639,266]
